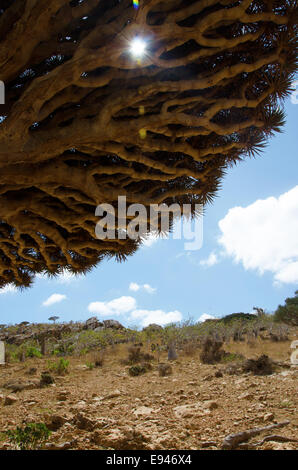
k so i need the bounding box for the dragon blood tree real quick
[0,0,297,288]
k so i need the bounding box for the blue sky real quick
[0,95,297,327]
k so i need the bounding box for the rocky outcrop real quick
[84,317,124,331]
[84,317,104,330]
[143,324,163,331]
[103,320,124,330]
[0,318,125,347]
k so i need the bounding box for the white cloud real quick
[200,252,219,268]
[42,293,67,307]
[274,261,298,284]
[218,186,298,285]
[141,233,164,247]
[88,295,182,326]
[0,284,17,295]
[88,296,137,317]
[143,283,156,294]
[129,282,141,292]
[198,313,216,322]
[129,309,182,327]
[129,282,156,294]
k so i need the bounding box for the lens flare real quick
[139,128,147,139]
[130,38,146,58]
[133,0,139,9]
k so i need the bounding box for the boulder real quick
[84,317,103,330]
[45,441,73,450]
[133,406,157,417]
[6,333,34,345]
[103,319,124,330]
[173,404,207,419]
[2,379,39,392]
[45,414,67,431]
[203,400,219,411]
[94,426,150,450]
[263,412,275,422]
[4,394,18,406]
[73,412,95,431]
[103,389,121,400]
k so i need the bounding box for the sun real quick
[130,38,147,58]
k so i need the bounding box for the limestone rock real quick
[4,394,18,405]
[73,412,95,431]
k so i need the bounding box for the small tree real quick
[274,291,298,326]
[48,316,59,324]
[253,307,266,318]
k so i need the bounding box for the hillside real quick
[0,318,297,450]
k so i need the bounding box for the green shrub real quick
[5,423,51,450]
[79,347,88,356]
[86,362,95,370]
[274,291,298,326]
[47,358,69,375]
[220,313,256,324]
[200,337,225,364]
[128,365,147,376]
[242,355,274,376]
[40,372,55,387]
[221,353,244,363]
[67,344,75,354]
[26,347,42,358]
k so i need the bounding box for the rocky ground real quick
[0,338,297,451]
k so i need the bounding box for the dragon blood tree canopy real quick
[0,0,297,288]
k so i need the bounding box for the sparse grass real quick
[85,362,95,370]
[221,352,244,363]
[36,408,53,414]
[26,347,42,358]
[91,351,105,367]
[47,358,69,375]
[182,342,199,356]
[278,400,294,409]
[224,337,293,361]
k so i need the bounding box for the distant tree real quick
[221,313,256,324]
[274,291,298,326]
[253,307,266,318]
[48,316,59,324]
